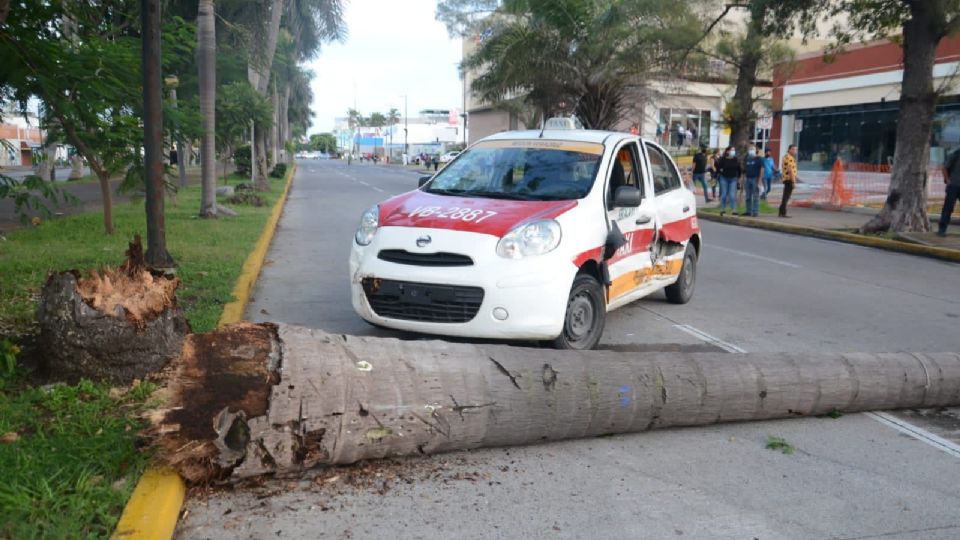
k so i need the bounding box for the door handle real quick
[683,205,690,213]
[635,215,652,225]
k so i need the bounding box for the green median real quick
[0,173,287,538]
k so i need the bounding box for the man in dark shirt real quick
[940,148,960,236]
[717,146,741,216]
[692,146,711,203]
[743,145,763,217]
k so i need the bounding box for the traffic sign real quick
[794,119,804,133]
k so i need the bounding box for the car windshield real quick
[424,140,603,201]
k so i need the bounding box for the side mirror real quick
[418,175,432,188]
[612,186,641,207]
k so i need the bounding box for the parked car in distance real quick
[438,151,460,164]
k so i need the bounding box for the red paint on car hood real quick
[378,190,578,237]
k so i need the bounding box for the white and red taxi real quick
[350,127,701,349]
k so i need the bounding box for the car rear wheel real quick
[552,274,606,350]
[665,243,697,304]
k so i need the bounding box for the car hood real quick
[378,190,578,237]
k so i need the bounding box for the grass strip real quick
[0,172,289,537]
[0,379,157,539]
[0,176,286,335]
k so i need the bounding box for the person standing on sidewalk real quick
[779,144,798,218]
[692,145,712,203]
[717,146,741,216]
[708,148,721,201]
[762,148,776,200]
[939,147,960,236]
[744,145,763,217]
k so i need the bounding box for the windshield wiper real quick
[425,188,471,196]
[467,191,539,201]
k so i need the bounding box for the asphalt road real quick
[176,159,960,540]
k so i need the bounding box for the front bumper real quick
[349,227,576,340]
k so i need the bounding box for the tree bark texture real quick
[861,2,940,233]
[254,129,270,191]
[141,0,174,268]
[155,324,960,484]
[270,82,279,168]
[198,0,217,218]
[283,85,291,164]
[729,14,763,156]
[37,271,189,385]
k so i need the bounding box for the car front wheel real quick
[665,243,697,304]
[552,273,606,350]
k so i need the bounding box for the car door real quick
[644,141,696,282]
[604,140,660,306]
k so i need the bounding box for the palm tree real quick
[462,0,703,129]
[198,0,217,217]
[387,107,400,157]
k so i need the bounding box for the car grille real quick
[377,250,474,267]
[362,278,484,323]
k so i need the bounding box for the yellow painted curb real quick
[112,165,296,540]
[219,165,297,327]
[111,468,185,539]
[698,212,960,263]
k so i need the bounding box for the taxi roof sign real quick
[543,117,580,130]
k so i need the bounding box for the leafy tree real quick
[308,133,337,153]
[0,1,146,234]
[217,81,272,179]
[756,0,960,233]
[686,2,795,155]
[450,0,706,129]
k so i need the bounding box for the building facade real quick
[332,109,466,158]
[0,111,44,168]
[772,36,960,173]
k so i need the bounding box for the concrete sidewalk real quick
[698,204,960,261]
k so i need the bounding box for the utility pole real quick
[250,121,255,183]
[403,94,408,155]
[141,0,174,268]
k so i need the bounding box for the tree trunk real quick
[254,128,270,191]
[270,81,279,167]
[96,169,115,234]
[283,85,292,164]
[37,237,189,384]
[154,324,960,484]
[860,3,939,234]
[728,13,763,156]
[198,0,217,218]
[170,87,188,188]
[141,0,174,268]
[0,0,9,25]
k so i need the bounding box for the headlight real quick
[496,219,562,259]
[355,205,379,246]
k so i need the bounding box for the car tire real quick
[665,243,697,304]
[552,273,606,350]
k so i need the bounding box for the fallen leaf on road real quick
[260,309,270,315]
[0,432,19,444]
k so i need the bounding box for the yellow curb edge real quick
[111,165,296,540]
[698,212,960,263]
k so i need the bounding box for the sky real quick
[306,0,464,134]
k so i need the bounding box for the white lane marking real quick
[359,181,369,186]
[866,411,960,459]
[673,324,746,353]
[674,324,960,458]
[372,186,385,193]
[710,245,801,268]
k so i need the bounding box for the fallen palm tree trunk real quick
[153,323,960,483]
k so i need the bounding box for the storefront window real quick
[794,101,960,171]
[658,108,712,148]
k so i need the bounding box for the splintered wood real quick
[75,236,180,329]
[152,323,960,485]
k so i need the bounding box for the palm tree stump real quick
[153,323,960,483]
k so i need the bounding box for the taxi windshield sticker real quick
[473,139,604,155]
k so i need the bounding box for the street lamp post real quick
[403,94,408,155]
